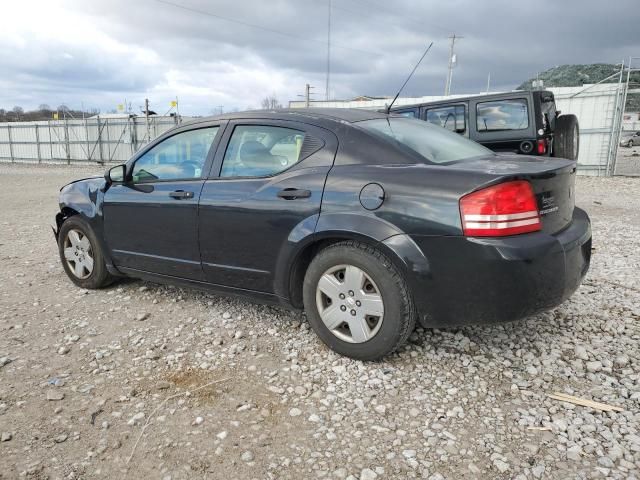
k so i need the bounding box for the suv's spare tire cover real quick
[553,114,579,161]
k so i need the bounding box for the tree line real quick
[0,105,99,122]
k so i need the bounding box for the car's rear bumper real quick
[407,207,591,327]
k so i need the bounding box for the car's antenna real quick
[386,42,434,114]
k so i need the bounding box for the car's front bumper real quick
[408,207,591,328]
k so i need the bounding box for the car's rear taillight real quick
[537,138,546,155]
[460,181,541,237]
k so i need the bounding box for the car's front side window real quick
[220,125,306,178]
[132,127,219,182]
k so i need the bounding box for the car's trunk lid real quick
[449,154,576,234]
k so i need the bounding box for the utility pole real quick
[297,84,315,108]
[325,0,331,101]
[486,73,491,93]
[444,34,462,96]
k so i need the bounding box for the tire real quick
[58,216,114,289]
[628,140,634,148]
[553,114,579,160]
[302,241,416,361]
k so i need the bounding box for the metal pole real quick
[444,34,461,96]
[325,0,331,101]
[605,61,626,175]
[85,115,91,161]
[63,112,70,164]
[145,98,150,144]
[35,123,41,163]
[305,83,310,108]
[486,73,491,93]
[7,124,13,163]
[106,118,111,162]
[48,120,54,161]
[97,116,104,164]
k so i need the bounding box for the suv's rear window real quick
[358,117,492,164]
[476,99,529,132]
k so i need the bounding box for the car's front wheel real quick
[303,241,416,360]
[58,216,113,289]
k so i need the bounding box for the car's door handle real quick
[169,190,194,199]
[277,188,311,200]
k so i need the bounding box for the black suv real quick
[390,90,579,160]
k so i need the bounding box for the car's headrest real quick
[240,141,269,161]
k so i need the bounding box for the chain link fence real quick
[0,115,191,165]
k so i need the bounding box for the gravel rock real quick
[360,468,377,480]
[46,390,65,401]
[0,167,639,479]
[240,450,254,462]
[1,432,12,442]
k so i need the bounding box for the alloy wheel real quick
[315,264,384,343]
[63,229,94,279]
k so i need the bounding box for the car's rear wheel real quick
[58,216,113,289]
[302,241,416,360]
[627,139,634,148]
[553,114,579,160]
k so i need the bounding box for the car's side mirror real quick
[105,164,126,185]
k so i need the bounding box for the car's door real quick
[103,123,225,280]
[198,119,337,294]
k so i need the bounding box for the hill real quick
[518,64,640,111]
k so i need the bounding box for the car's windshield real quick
[358,117,493,164]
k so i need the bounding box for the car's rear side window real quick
[220,125,306,178]
[359,118,492,164]
[476,99,529,132]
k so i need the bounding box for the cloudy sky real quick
[2,0,639,115]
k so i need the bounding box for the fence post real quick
[63,116,71,164]
[7,124,14,163]
[48,121,54,161]
[35,124,41,163]
[96,116,104,164]
[85,116,91,162]
[106,118,111,162]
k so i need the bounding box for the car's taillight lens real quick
[460,181,541,237]
[537,138,546,155]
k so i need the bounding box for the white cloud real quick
[1,0,639,114]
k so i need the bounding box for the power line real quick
[153,0,383,57]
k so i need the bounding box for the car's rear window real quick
[358,117,492,164]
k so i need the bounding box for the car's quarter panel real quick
[198,119,338,293]
[103,180,206,279]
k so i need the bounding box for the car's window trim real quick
[128,124,224,184]
[214,123,308,180]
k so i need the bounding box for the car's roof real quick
[389,90,548,111]
[182,108,389,128]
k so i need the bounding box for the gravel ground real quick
[615,146,640,176]
[0,164,639,480]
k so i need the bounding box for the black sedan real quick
[54,109,591,360]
